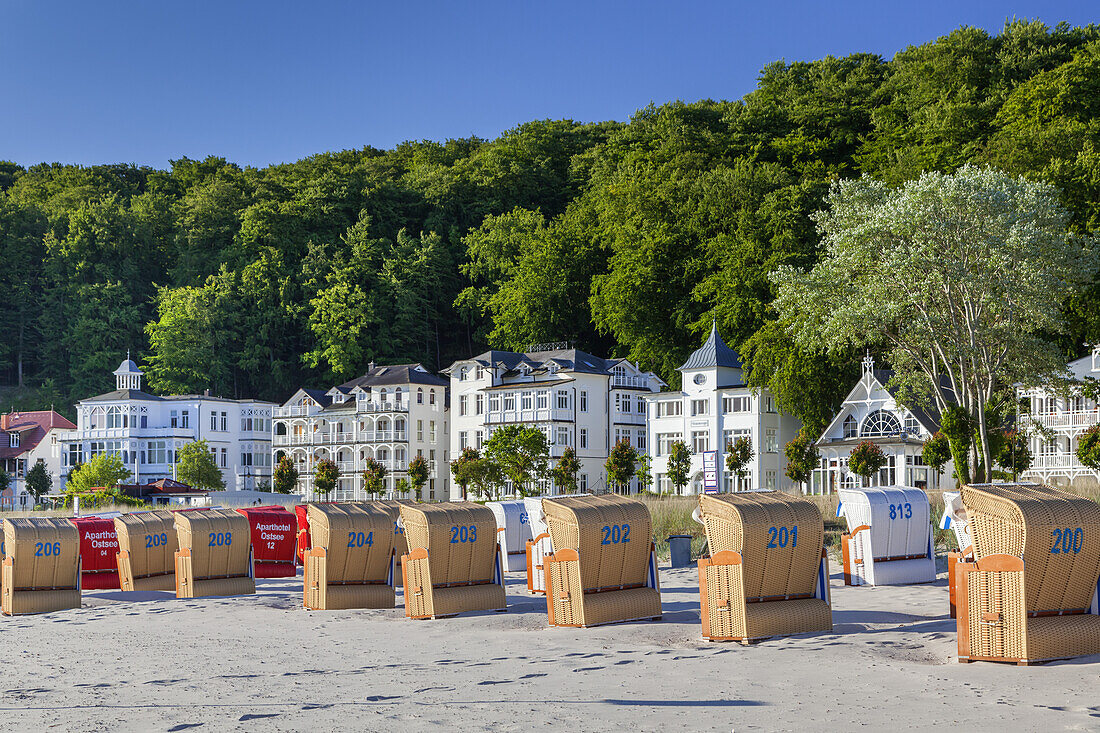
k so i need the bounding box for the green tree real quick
[24,462,52,503]
[667,440,692,497]
[1076,425,1100,470]
[724,437,754,489]
[0,470,10,501]
[482,425,550,496]
[407,455,430,501]
[605,439,639,494]
[772,166,1098,484]
[66,453,132,495]
[847,441,887,486]
[550,446,581,493]
[176,440,226,491]
[921,432,952,479]
[362,457,388,498]
[449,447,481,500]
[273,456,299,495]
[314,459,338,497]
[394,478,412,498]
[996,429,1032,478]
[634,455,654,495]
[783,429,820,492]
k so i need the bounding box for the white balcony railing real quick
[274,406,316,418]
[1028,453,1084,470]
[355,401,409,413]
[612,375,649,389]
[485,408,572,425]
[1024,410,1100,431]
[612,410,646,425]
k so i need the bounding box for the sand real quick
[2,564,1098,732]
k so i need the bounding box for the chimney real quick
[204,389,211,397]
[369,361,376,372]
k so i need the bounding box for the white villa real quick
[812,355,951,494]
[646,324,800,494]
[273,363,450,501]
[444,345,664,498]
[1020,345,1100,490]
[58,359,275,490]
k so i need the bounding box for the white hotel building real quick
[1020,345,1100,490]
[444,346,663,498]
[646,324,800,494]
[58,359,275,490]
[273,363,450,501]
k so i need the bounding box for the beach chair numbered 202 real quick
[2,518,81,615]
[697,492,832,644]
[837,486,936,587]
[303,503,395,610]
[400,502,506,619]
[955,483,1100,665]
[542,495,662,628]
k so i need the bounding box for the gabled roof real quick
[873,369,944,435]
[679,322,743,371]
[337,363,448,390]
[1067,353,1098,382]
[0,411,77,460]
[80,389,163,403]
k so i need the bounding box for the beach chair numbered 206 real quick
[1,518,81,615]
[955,483,1100,666]
[697,492,832,644]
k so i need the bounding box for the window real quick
[724,428,751,451]
[460,367,468,382]
[221,412,227,431]
[140,415,147,429]
[636,396,644,413]
[220,448,227,468]
[904,415,921,435]
[764,395,776,413]
[860,410,901,437]
[429,390,436,405]
[843,415,858,439]
[489,394,500,412]
[556,427,569,446]
[765,470,776,490]
[557,390,569,409]
[579,428,588,449]
[459,395,468,417]
[580,391,588,412]
[503,393,516,411]
[107,406,123,429]
[521,392,533,410]
[723,396,751,413]
[636,430,646,451]
[241,452,252,466]
[692,431,709,453]
[8,433,18,448]
[476,430,484,449]
[656,433,682,457]
[579,473,588,492]
[459,431,468,450]
[170,410,178,428]
[417,389,423,404]
[211,412,217,430]
[181,410,190,428]
[476,366,484,380]
[765,428,778,453]
[476,394,484,414]
[537,391,548,409]
[148,441,167,465]
[429,420,436,442]
[658,401,682,417]
[691,399,709,417]
[417,420,424,442]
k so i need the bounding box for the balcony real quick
[274,405,316,418]
[612,410,646,426]
[1028,453,1085,470]
[486,408,572,425]
[56,427,197,442]
[1024,410,1100,432]
[355,400,409,414]
[612,374,650,389]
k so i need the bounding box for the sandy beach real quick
[2,562,1097,732]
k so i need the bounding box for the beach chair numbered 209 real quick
[955,483,1100,666]
[697,492,832,644]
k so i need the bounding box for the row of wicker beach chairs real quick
[2,484,1098,665]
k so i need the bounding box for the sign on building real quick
[702,451,719,493]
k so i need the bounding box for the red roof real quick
[0,410,76,460]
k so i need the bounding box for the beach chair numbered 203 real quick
[955,483,1100,665]
[697,492,832,644]
[542,495,662,628]
[838,487,936,587]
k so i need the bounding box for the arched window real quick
[395,388,403,404]
[417,388,423,404]
[860,410,901,437]
[843,415,858,439]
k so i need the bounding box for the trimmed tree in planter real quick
[725,436,754,490]
[605,439,639,494]
[273,456,299,494]
[667,440,692,497]
[313,459,338,498]
[551,446,581,494]
[783,429,820,493]
[407,455,430,501]
[362,457,388,498]
[847,440,887,486]
[1076,425,1100,470]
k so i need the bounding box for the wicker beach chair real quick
[174,508,256,599]
[941,491,974,618]
[114,511,178,591]
[697,492,832,643]
[838,487,936,587]
[955,483,1100,665]
[371,499,413,580]
[542,495,661,628]
[1,518,80,615]
[488,500,533,573]
[399,502,506,619]
[303,503,395,610]
[525,494,589,594]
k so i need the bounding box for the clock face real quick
[693,374,706,385]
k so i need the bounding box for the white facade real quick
[647,324,800,495]
[0,411,75,508]
[812,356,950,494]
[445,346,663,499]
[273,364,449,501]
[58,360,275,490]
[1020,346,1100,490]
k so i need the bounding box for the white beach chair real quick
[487,500,532,572]
[837,486,936,586]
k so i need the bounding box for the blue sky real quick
[1,1,1097,168]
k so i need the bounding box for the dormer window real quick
[8,433,19,448]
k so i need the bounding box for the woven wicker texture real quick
[399,502,498,585]
[113,511,177,590]
[962,483,1100,612]
[698,492,824,599]
[307,504,394,584]
[370,499,413,558]
[400,550,505,618]
[2,518,81,615]
[542,495,652,591]
[174,509,254,598]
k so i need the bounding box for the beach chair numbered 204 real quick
[838,487,936,587]
[400,502,506,619]
[542,495,662,628]
[956,483,1100,665]
[303,503,395,610]
[697,492,832,644]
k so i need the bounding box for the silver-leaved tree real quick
[772,165,1097,483]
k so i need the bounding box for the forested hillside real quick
[3,20,1100,431]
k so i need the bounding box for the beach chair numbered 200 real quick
[838,487,936,587]
[400,502,506,619]
[542,495,662,628]
[955,483,1100,666]
[697,492,832,644]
